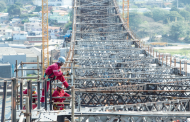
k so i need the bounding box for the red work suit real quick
[23,89,37,109]
[52,89,70,110]
[40,63,69,102]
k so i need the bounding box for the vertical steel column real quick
[37,56,40,109]
[25,97,30,122]
[174,58,176,67]
[20,81,23,110]
[71,62,74,86]
[37,81,40,109]
[28,80,32,122]
[12,78,17,122]
[170,56,172,67]
[162,55,163,66]
[16,60,19,109]
[71,86,75,122]
[20,61,23,110]
[185,61,187,76]
[50,80,52,110]
[180,60,181,75]
[1,81,7,122]
[41,50,43,80]
[51,50,53,65]
[166,56,167,66]
[44,80,47,110]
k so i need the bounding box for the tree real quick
[180,10,190,21]
[144,11,153,18]
[152,8,169,22]
[7,4,21,17]
[169,21,188,41]
[170,7,180,13]
[168,11,184,22]
[0,1,6,12]
[34,6,41,12]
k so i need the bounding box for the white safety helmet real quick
[57,56,66,64]
[32,86,36,92]
[57,84,63,89]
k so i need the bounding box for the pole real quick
[25,97,30,122]
[45,80,47,110]
[20,81,23,110]
[28,80,32,122]
[20,61,23,110]
[1,81,7,122]
[16,60,19,109]
[71,86,75,122]
[12,78,17,122]
[37,81,40,109]
[50,80,52,110]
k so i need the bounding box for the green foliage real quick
[15,2,23,7]
[144,11,153,18]
[168,11,184,22]
[0,1,6,12]
[34,6,41,12]
[63,21,72,33]
[152,8,169,22]
[170,7,180,13]
[21,19,29,24]
[169,21,188,40]
[180,10,190,21]
[7,4,21,16]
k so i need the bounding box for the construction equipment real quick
[42,0,49,75]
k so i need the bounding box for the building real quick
[49,26,61,39]
[49,10,70,23]
[24,22,42,32]
[27,35,42,43]
[10,18,21,25]
[0,13,9,23]
[5,29,13,39]
[13,31,27,41]
[0,62,11,79]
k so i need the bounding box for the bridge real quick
[1,0,190,122]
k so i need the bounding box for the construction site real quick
[1,0,190,122]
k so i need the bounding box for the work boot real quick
[41,102,45,107]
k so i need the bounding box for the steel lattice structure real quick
[64,0,190,121]
[10,0,190,121]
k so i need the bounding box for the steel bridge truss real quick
[67,0,190,120]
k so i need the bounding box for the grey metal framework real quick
[65,0,190,121]
[2,0,190,121]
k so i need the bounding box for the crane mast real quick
[122,0,129,39]
[42,0,49,75]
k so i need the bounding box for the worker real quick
[40,56,71,107]
[52,84,70,110]
[23,86,37,110]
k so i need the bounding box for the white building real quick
[24,22,42,32]
[0,13,9,23]
[5,29,12,39]
[13,31,27,41]
[13,27,21,31]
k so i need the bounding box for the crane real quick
[41,0,49,76]
[122,0,129,39]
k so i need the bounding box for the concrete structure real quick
[24,22,42,32]
[0,62,11,78]
[0,13,9,23]
[13,31,27,41]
